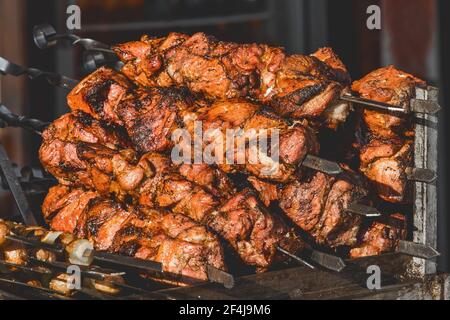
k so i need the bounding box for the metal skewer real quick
[346,203,381,218]
[206,265,235,289]
[276,246,315,270]
[4,232,163,274]
[28,257,125,281]
[308,250,346,272]
[302,155,343,176]
[276,246,346,272]
[4,225,235,288]
[0,259,53,276]
[341,95,406,113]
[0,145,38,225]
[396,240,440,260]
[0,277,72,300]
[0,56,78,90]
[82,249,163,274]
[340,94,441,115]
[33,24,121,73]
[5,234,65,254]
[0,103,49,134]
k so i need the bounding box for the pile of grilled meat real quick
[36,32,423,286]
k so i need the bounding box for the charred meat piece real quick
[249,173,406,255]
[68,67,199,153]
[278,169,369,248]
[352,65,426,108]
[112,33,351,121]
[352,66,426,140]
[208,189,305,269]
[42,185,225,286]
[351,66,424,203]
[349,213,406,258]
[41,111,131,150]
[249,169,370,249]
[359,138,413,204]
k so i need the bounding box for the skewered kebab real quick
[110,34,438,117]
[3,25,440,132]
[0,219,129,296]
[352,66,436,203]
[31,28,352,128]
[41,185,225,286]
[248,175,408,258]
[67,67,341,178]
[349,213,407,259]
[352,66,426,140]
[1,215,224,288]
[112,33,352,126]
[39,111,383,265]
[38,112,307,271]
[248,168,371,249]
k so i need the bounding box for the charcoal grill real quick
[0,25,448,300]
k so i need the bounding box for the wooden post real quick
[410,87,439,276]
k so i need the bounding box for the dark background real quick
[0,0,449,272]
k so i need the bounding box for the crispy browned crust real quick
[67,68,320,183]
[352,65,426,108]
[42,185,225,286]
[277,169,369,248]
[352,66,424,203]
[358,137,413,203]
[40,113,305,269]
[349,213,407,259]
[112,32,350,119]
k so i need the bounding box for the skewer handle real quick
[33,24,112,52]
[406,167,437,184]
[0,103,49,133]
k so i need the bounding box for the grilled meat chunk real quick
[279,169,369,248]
[112,33,351,121]
[359,138,413,203]
[352,65,426,109]
[68,67,202,152]
[41,111,130,150]
[42,185,225,285]
[351,66,424,203]
[350,213,406,258]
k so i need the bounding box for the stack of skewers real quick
[0,30,440,289]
